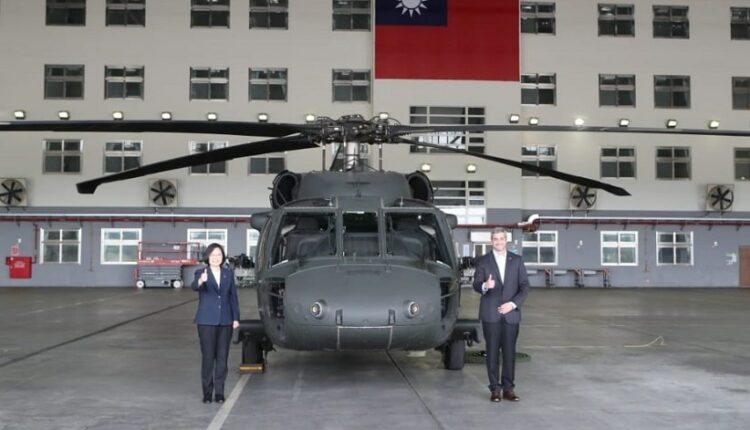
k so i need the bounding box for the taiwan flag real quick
[375,0,519,81]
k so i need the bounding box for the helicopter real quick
[3,114,747,369]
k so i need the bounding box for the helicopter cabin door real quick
[740,246,750,288]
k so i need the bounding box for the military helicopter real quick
[3,115,746,370]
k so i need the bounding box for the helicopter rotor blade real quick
[390,124,750,138]
[393,136,630,197]
[0,120,314,138]
[76,135,318,194]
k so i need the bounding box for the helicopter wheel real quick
[242,338,265,365]
[443,338,466,370]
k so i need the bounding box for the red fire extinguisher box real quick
[6,256,32,278]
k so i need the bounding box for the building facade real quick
[1,0,749,287]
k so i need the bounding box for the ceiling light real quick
[508,114,520,124]
[161,111,172,120]
[574,118,585,127]
[666,119,678,128]
[528,117,539,126]
[112,111,124,120]
[378,112,389,120]
[206,112,218,121]
[257,113,269,123]
[466,163,477,173]
[305,113,316,123]
[420,163,431,173]
[708,120,720,129]
[14,110,26,120]
[618,118,630,127]
[58,111,70,120]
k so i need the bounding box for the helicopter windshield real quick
[342,212,379,257]
[385,212,450,264]
[272,212,336,264]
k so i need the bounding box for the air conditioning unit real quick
[148,179,178,207]
[0,178,28,207]
[706,184,734,212]
[569,184,596,210]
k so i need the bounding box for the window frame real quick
[106,0,146,27]
[248,68,288,101]
[522,230,558,266]
[600,147,636,179]
[248,154,286,175]
[187,228,229,258]
[44,65,85,100]
[522,145,557,178]
[598,3,635,37]
[332,0,371,31]
[732,76,750,110]
[191,0,230,28]
[520,2,556,35]
[521,73,556,106]
[247,229,260,258]
[103,140,142,174]
[432,180,486,224]
[656,231,694,266]
[332,69,371,102]
[101,228,142,265]
[599,74,636,107]
[655,146,691,180]
[43,139,83,174]
[653,5,689,39]
[600,231,638,266]
[249,0,288,29]
[189,141,229,175]
[190,67,230,101]
[104,65,145,100]
[731,7,750,40]
[735,147,750,181]
[654,75,690,109]
[46,0,86,26]
[40,228,82,264]
[409,106,486,154]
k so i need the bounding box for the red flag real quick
[375,0,519,81]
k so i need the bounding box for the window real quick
[188,229,228,257]
[249,155,285,174]
[250,0,288,29]
[521,2,555,34]
[101,228,141,264]
[332,0,370,31]
[104,140,142,173]
[332,69,370,102]
[654,75,690,108]
[409,106,486,154]
[731,7,750,40]
[105,66,144,99]
[656,147,690,180]
[521,73,556,105]
[598,4,634,36]
[45,65,84,99]
[385,212,450,263]
[41,228,81,264]
[522,146,556,177]
[601,231,637,266]
[653,5,689,38]
[343,212,379,257]
[601,147,636,178]
[432,180,486,224]
[46,0,86,26]
[272,212,337,263]
[190,67,229,100]
[189,142,227,174]
[522,231,557,265]
[44,140,82,173]
[249,68,287,101]
[247,229,260,258]
[736,148,750,181]
[599,74,635,107]
[106,0,145,26]
[191,0,230,27]
[657,232,693,266]
[732,77,750,110]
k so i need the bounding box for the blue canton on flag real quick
[375,0,447,26]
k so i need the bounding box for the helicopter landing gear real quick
[442,338,466,370]
[237,319,270,373]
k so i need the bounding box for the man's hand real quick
[485,274,495,290]
[498,302,515,315]
[199,269,208,286]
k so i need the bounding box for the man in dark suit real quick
[472,227,530,402]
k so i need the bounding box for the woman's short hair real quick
[203,242,227,265]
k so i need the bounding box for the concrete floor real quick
[0,287,749,430]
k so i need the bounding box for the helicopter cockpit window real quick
[272,212,336,264]
[342,212,379,257]
[385,213,449,264]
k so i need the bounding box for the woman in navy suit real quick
[191,243,240,404]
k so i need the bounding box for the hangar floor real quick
[0,287,748,430]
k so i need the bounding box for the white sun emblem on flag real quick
[396,0,428,17]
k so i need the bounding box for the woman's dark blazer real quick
[191,267,240,326]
